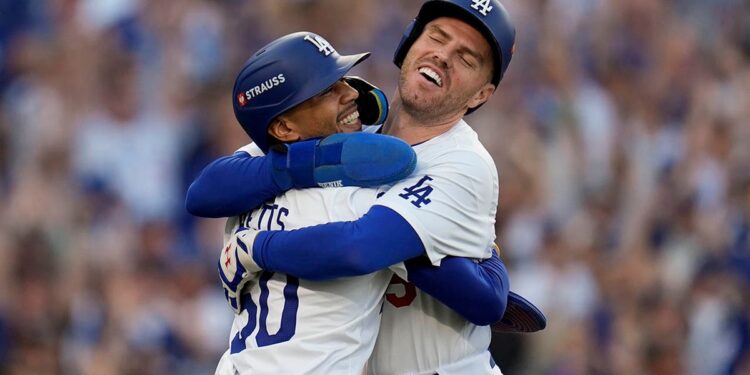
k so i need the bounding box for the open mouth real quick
[338,110,360,126]
[418,66,443,87]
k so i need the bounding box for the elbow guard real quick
[269,132,416,189]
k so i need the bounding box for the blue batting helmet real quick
[233,32,370,153]
[393,0,515,113]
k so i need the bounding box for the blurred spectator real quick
[72,45,184,222]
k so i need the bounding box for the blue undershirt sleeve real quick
[186,152,282,218]
[404,250,509,325]
[253,205,425,280]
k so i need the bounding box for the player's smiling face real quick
[398,17,496,120]
[271,79,362,141]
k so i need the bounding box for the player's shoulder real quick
[235,142,265,156]
[418,120,488,153]
[417,121,497,177]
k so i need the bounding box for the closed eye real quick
[460,55,475,68]
[317,82,338,98]
[319,86,334,96]
[318,79,347,98]
[429,35,445,44]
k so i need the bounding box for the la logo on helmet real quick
[304,34,336,56]
[471,0,493,16]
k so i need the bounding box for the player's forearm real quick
[405,251,509,326]
[186,153,282,218]
[253,206,425,279]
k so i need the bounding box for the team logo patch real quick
[304,34,336,56]
[399,175,434,208]
[470,0,493,16]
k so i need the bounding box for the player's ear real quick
[466,83,495,109]
[268,117,302,143]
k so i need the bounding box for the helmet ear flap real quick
[344,76,389,125]
[393,20,418,68]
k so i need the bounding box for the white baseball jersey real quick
[217,143,393,375]
[366,120,501,375]
[218,119,501,374]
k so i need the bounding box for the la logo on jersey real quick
[399,176,434,208]
[304,34,336,56]
[470,0,493,16]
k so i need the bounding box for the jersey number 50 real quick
[231,272,299,353]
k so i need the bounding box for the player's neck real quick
[383,97,463,145]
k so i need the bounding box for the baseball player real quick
[208,31,513,375]
[214,1,525,373]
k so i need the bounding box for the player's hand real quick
[218,227,263,314]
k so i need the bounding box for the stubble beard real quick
[397,68,468,124]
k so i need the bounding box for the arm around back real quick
[253,205,425,280]
[186,152,282,218]
[186,133,417,218]
[405,249,509,326]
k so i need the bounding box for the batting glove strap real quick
[218,227,263,314]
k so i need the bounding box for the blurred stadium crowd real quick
[0,0,748,374]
